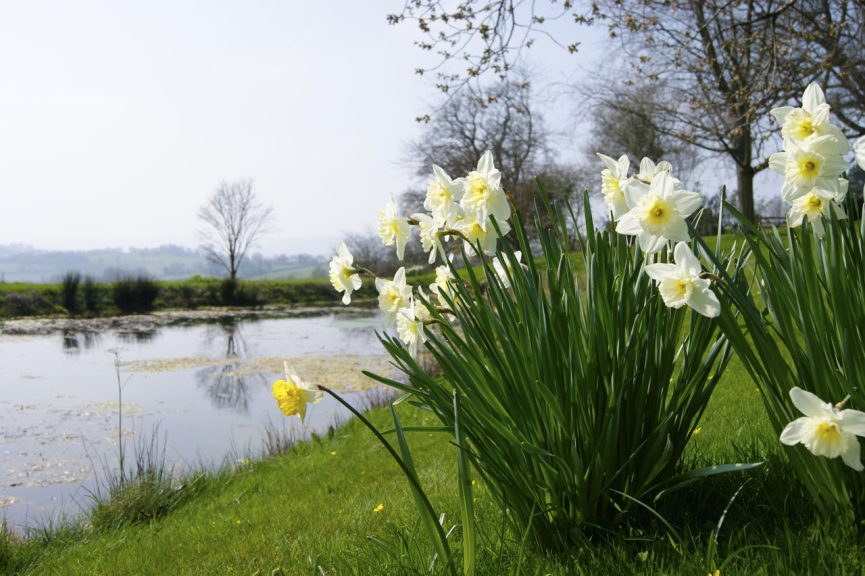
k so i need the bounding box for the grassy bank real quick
[0,276,382,319]
[3,353,864,575]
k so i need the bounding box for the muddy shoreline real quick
[0,304,376,336]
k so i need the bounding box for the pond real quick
[0,310,394,532]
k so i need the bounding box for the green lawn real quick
[3,351,864,575]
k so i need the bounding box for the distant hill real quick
[0,244,329,283]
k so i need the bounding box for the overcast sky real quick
[0,2,617,255]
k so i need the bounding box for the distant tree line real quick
[0,244,328,284]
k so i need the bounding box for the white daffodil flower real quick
[412,288,433,323]
[412,212,444,264]
[378,200,412,261]
[375,267,412,323]
[597,153,630,220]
[458,151,511,224]
[329,241,362,305]
[771,83,849,155]
[615,171,702,254]
[636,157,675,185]
[272,362,323,422]
[769,137,849,202]
[430,265,456,301]
[855,136,865,171]
[644,242,720,318]
[787,186,847,239]
[396,299,426,358]
[455,213,511,257]
[780,387,865,471]
[492,251,525,289]
[424,164,464,225]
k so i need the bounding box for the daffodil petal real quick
[687,286,720,318]
[644,263,677,281]
[841,436,864,471]
[615,211,643,235]
[770,106,792,124]
[780,416,810,445]
[802,82,825,113]
[789,387,829,419]
[839,409,865,436]
[673,190,702,217]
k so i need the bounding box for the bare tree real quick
[577,79,702,186]
[390,1,865,222]
[198,180,274,281]
[402,76,580,233]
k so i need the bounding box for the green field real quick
[2,350,863,575]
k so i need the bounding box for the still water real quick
[0,312,393,531]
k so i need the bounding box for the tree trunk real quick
[734,127,757,224]
[737,165,756,224]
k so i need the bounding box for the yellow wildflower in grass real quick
[272,362,322,422]
[373,503,384,513]
[691,427,703,437]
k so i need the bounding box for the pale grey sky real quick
[0,1,625,255]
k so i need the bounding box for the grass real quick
[3,351,864,575]
[0,276,381,319]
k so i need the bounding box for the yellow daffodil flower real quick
[272,362,322,422]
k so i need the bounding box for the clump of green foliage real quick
[112,276,160,314]
[60,272,81,314]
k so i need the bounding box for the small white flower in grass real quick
[375,267,412,323]
[616,171,702,254]
[769,138,849,202]
[597,153,630,220]
[780,387,865,471]
[455,214,511,257]
[424,165,464,225]
[396,298,426,358]
[412,212,444,264]
[378,200,412,261]
[855,136,865,171]
[329,241,362,305]
[644,242,720,318]
[430,265,456,300]
[458,151,511,224]
[787,186,847,239]
[771,83,849,155]
[492,251,525,289]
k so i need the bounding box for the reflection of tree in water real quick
[116,330,159,345]
[195,320,266,413]
[61,330,102,354]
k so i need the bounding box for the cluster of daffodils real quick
[598,154,702,254]
[769,83,853,238]
[597,154,719,318]
[329,151,516,359]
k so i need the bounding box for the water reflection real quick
[195,320,266,413]
[116,329,159,345]
[60,330,101,353]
